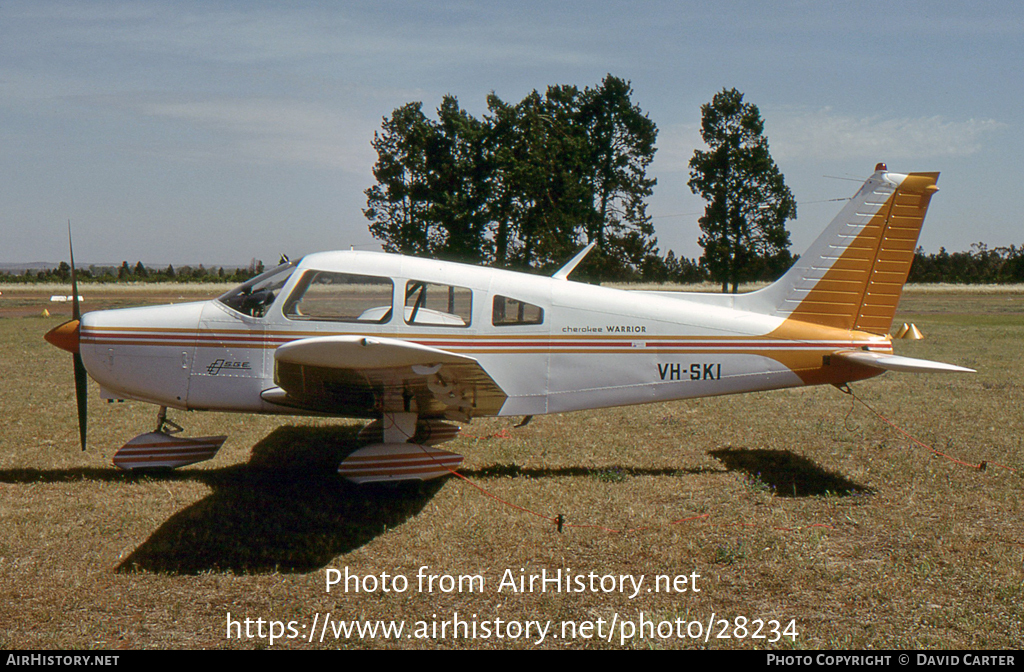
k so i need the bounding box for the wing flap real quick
[268,335,507,419]
[834,350,975,373]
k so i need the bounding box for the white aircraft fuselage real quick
[46,167,972,478]
[76,252,891,417]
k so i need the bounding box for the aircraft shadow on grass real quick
[709,447,872,498]
[113,425,444,575]
[112,427,724,575]
[0,425,439,574]
[1,429,868,574]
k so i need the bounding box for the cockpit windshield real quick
[217,262,297,317]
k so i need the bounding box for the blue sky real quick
[2,1,1021,266]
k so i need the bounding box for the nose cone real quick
[45,319,81,354]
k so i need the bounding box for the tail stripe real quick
[767,170,938,335]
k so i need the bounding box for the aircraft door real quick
[187,302,268,411]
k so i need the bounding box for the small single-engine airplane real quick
[45,164,973,482]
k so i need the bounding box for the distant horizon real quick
[0,260,271,272]
[1,236,1019,275]
[2,236,1019,274]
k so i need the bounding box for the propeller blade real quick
[68,221,81,322]
[68,221,87,450]
[74,352,88,451]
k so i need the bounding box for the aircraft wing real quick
[833,350,975,373]
[261,335,508,420]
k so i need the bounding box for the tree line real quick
[908,243,1024,284]
[1,260,265,284]
[7,246,1024,286]
[364,81,1024,287]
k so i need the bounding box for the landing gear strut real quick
[155,406,184,435]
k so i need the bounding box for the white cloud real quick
[651,122,702,173]
[765,108,1006,161]
[650,109,1004,174]
[137,98,377,173]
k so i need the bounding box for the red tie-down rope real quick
[837,384,1017,474]
[383,412,834,535]
[838,385,1022,548]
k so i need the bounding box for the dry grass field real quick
[0,284,1021,649]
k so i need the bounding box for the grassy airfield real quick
[0,284,1021,649]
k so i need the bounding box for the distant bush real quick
[1,260,265,285]
[908,243,1024,284]
[7,244,1024,285]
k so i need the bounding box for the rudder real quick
[749,165,939,335]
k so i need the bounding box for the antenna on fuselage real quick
[551,242,597,281]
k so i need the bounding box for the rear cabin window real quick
[492,295,544,326]
[282,271,394,323]
[404,281,472,327]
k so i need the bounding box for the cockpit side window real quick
[404,281,472,327]
[217,262,296,318]
[492,295,544,326]
[282,271,394,323]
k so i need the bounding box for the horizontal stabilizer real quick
[834,351,974,374]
